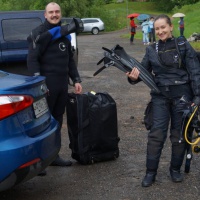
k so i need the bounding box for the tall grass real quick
[172,2,200,39]
[101,2,160,31]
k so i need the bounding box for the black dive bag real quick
[66,92,120,164]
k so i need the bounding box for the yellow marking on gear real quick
[90,91,96,95]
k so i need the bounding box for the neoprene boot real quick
[142,171,157,187]
[142,129,164,187]
[169,167,183,182]
[50,155,72,167]
[170,130,185,182]
[37,170,47,176]
[143,158,159,187]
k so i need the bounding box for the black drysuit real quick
[27,20,81,130]
[130,37,200,172]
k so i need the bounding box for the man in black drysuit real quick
[27,2,82,170]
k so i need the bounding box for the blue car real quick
[0,71,61,192]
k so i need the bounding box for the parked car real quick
[81,18,105,35]
[0,71,61,192]
[0,11,83,66]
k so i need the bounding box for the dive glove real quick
[60,18,80,35]
[48,18,80,40]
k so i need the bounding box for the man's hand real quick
[74,83,82,94]
[73,18,81,34]
[61,18,80,35]
[47,18,81,40]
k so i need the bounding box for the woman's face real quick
[154,18,173,42]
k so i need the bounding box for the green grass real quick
[172,3,200,39]
[102,1,200,50]
[102,2,161,30]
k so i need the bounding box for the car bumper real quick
[0,117,61,192]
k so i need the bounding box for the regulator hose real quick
[184,106,200,145]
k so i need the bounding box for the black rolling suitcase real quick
[66,92,120,164]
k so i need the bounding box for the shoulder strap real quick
[176,36,187,68]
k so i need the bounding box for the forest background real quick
[0,0,200,49]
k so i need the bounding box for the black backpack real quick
[177,36,200,66]
[66,92,120,164]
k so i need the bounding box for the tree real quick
[152,0,199,11]
[0,0,95,18]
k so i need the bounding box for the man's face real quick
[44,3,62,25]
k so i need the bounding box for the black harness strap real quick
[176,36,187,67]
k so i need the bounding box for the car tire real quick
[92,27,99,35]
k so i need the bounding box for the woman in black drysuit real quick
[127,14,200,187]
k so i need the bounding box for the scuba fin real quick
[94,44,160,93]
[112,45,160,93]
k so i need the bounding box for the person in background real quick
[149,17,156,43]
[27,2,82,172]
[179,17,184,36]
[141,19,150,45]
[127,14,200,187]
[130,17,137,45]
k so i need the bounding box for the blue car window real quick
[2,18,42,41]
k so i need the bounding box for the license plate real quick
[33,97,48,118]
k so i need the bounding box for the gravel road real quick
[1,29,200,200]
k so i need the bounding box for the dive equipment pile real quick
[179,96,200,173]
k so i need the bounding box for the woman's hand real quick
[126,67,140,81]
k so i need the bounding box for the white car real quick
[81,18,104,35]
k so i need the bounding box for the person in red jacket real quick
[130,17,137,45]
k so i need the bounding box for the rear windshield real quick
[2,18,42,41]
[83,19,99,24]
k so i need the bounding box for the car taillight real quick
[0,95,33,120]
[18,158,41,169]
